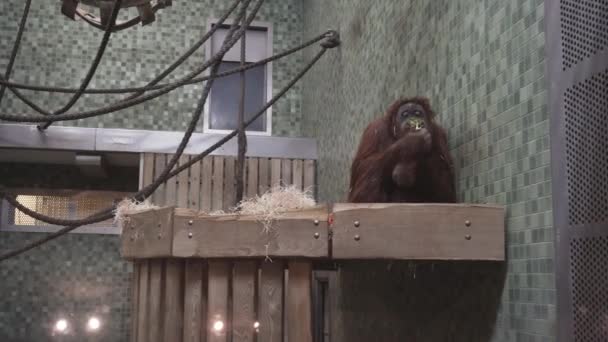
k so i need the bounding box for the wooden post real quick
[232,262,257,342]
[258,262,284,342]
[287,261,313,342]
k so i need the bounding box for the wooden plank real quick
[224,156,236,210]
[177,155,190,208]
[173,206,329,258]
[153,154,167,205]
[207,261,230,342]
[286,261,313,342]
[331,203,506,260]
[148,260,164,342]
[164,156,178,206]
[232,261,257,342]
[303,160,315,197]
[121,207,174,258]
[130,261,141,342]
[201,157,213,212]
[212,156,224,211]
[136,261,150,342]
[281,159,292,187]
[183,260,207,342]
[189,159,201,210]
[163,259,185,342]
[270,159,281,188]
[258,262,284,342]
[258,158,270,195]
[246,158,259,199]
[292,159,303,190]
[142,153,155,188]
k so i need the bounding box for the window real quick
[204,20,273,135]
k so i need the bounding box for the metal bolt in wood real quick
[188,220,194,225]
[354,234,361,241]
[465,220,471,227]
[354,221,360,227]
[314,232,320,239]
[314,219,320,226]
[465,235,472,240]
[188,232,193,239]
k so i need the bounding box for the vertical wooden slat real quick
[164,157,178,206]
[246,158,259,199]
[136,261,150,342]
[270,159,281,188]
[258,158,270,195]
[189,159,202,210]
[148,260,164,342]
[281,159,292,187]
[164,260,185,342]
[183,260,207,342]
[212,156,224,211]
[259,262,284,342]
[130,262,141,342]
[224,157,236,210]
[142,153,155,188]
[287,261,313,342]
[201,157,213,212]
[232,262,256,342]
[208,261,230,342]
[177,155,190,208]
[303,160,315,196]
[153,154,167,205]
[292,160,303,190]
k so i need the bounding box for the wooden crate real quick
[128,153,316,342]
[125,153,505,342]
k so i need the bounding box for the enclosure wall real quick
[301,1,553,341]
[0,0,304,136]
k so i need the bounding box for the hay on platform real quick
[233,185,316,232]
[114,198,159,228]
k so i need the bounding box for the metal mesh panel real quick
[9,191,128,227]
[564,69,608,226]
[570,236,608,341]
[560,0,608,69]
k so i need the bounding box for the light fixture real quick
[212,320,224,333]
[54,319,69,333]
[87,316,101,332]
[61,0,173,31]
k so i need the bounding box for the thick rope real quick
[0,0,266,124]
[0,33,326,95]
[235,13,248,204]
[0,46,332,262]
[0,0,32,105]
[38,0,123,130]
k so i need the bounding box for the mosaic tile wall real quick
[0,232,132,342]
[301,0,553,341]
[0,0,305,136]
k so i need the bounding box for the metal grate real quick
[564,69,608,226]
[560,0,608,69]
[8,191,128,227]
[570,236,608,341]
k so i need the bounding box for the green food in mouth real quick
[405,117,425,131]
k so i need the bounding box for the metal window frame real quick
[203,18,274,136]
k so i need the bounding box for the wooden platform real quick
[121,203,505,261]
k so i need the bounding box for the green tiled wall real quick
[0,0,304,136]
[302,0,553,341]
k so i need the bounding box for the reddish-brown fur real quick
[347,97,457,203]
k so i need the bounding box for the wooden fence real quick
[130,153,317,342]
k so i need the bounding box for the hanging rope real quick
[0,43,336,262]
[0,0,267,124]
[0,33,326,95]
[235,12,248,204]
[0,0,32,105]
[0,0,341,262]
